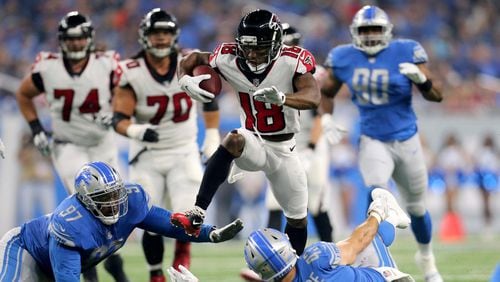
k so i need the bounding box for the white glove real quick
[167,265,199,282]
[126,124,159,142]
[33,131,51,156]
[0,138,5,159]
[321,114,347,145]
[367,198,388,223]
[209,218,244,243]
[95,112,113,129]
[399,63,427,84]
[202,128,220,160]
[179,74,215,103]
[253,86,286,106]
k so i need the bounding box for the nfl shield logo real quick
[253,79,260,87]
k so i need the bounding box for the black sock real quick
[313,211,334,242]
[142,232,164,268]
[195,146,235,210]
[267,210,284,231]
[82,266,98,282]
[285,224,307,256]
[104,253,129,282]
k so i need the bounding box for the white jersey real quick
[118,52,198,151]
[31,51,119,146]
[209,43,316,136]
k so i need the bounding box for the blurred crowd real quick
[0,0,498,112]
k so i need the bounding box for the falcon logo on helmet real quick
[58,11,95,60]
[350,5,393,55]
[139,8,180,58]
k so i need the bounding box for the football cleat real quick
[371,188,411,229]
[170,207,205,237]
[415,251,443,282]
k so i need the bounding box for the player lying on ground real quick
[167,188,415,282]
[0,161,242,282]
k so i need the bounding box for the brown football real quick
[192,65,222,97]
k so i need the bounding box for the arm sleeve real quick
[137,206,214,242]
[49,236,82,282]
[410,41,428,64]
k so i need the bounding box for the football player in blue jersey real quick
[0,161,242,282]
[167,188,415,282]
[319,5,443,282]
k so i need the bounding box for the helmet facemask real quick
[139,8,179,58]
[75,162,128,225]
[350,6,393,55]
[58,12,94,60]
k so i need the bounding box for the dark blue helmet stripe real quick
[249,231,287,273]
[89,162,115,183]
[364,6,376,20]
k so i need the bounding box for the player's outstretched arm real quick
[138,205,243,243]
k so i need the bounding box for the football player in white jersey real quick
[171,9,320,256]
[15,11,128,282]
[112,8,220,282]
[264,23,334,243]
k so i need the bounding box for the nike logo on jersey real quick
[289,145,296,152]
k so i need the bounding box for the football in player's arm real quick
[0,162,242,282]
[319,5,443,282]
[171,9,320,256]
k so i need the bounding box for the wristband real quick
[28,119,44,135]
[417,79,433,92]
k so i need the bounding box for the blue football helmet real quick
[244,228,297,281]
[350,5,393,55]
[58,11,94,60]
[74,161,128,225]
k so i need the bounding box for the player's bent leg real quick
[312,212,333,242]
[82,267,98,282]
[172,241,190,270]
[284,217,308,256]
[103,253,129,282]
[142,231,165,280]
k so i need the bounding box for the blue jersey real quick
[325,39,428,141]
[18,184,214,280]
[293,242,384,282]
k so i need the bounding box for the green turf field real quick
[97,234,500,282]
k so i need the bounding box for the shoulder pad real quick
[296,48,316,74]
[31,52,59,73]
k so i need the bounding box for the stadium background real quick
[0,0,498,281]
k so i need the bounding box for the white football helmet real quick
[244,228,297,281]
[58,11,94,60]
[350,5,393,55]
[74,161,128,225]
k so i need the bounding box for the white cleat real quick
[415,251,443,282]
[371,188,411,229]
